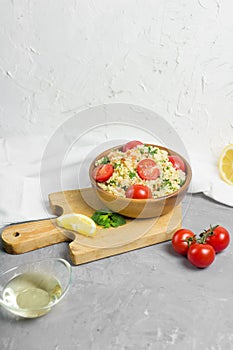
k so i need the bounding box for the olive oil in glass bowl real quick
[0,258,72,318]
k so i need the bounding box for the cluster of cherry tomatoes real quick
[172,225,230,268]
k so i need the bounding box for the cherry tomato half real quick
[206,226,230,253]
[122,140,143,152]
[172,229,195,256]
[187,243,215,268]
[168,155,186,172]
[125,184,152,199]
[137,159,160,180]
[92,164,114,182]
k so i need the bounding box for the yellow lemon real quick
[218,144,233,185]
[56,213,97,237]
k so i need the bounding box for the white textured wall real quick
[0,0,233,156]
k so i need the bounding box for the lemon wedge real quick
[219,144,233,185]
[56,214,97,237]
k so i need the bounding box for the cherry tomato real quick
[168,155,186,172]
[206,226,230,253]
[137,159,160,180]
[122,140,143,152]
[172,229,195,256]
[125,184,152,199]
[92,164,114,182]
[187,243,215,268]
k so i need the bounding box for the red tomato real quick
[206,226,230,253]
[122,140,143,152]
[168,155,186,172]
[187,243,215,268]
[125,184,152,199]
[172,229,195,256]
[137,159,160,180]
[92,164,114,182]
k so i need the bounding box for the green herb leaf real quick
[109,180,117,185]
[149,148,158,155]
[91,210,126,229]
[146,145,158,155]
[129,171,136,179]
[179,179,185,186]
[113,163,121,169]
[100,156,110,164]
[161,179,172,188]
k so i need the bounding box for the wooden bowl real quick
[89,144,192,218]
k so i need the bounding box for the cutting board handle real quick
[2,219,71,254]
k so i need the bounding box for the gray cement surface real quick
[0,193,232,350]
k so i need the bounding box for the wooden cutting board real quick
[2,188,182,265]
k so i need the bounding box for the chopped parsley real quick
[149,149,158,155]
[162,179,172,188]
[100,156,110,164]
[109,180,117,185]
[129,171,137,179]
[180,179,185,186]
[146,145,158,155]
[91,210,126,228]
[113,163,121,169]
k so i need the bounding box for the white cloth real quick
[1,102,233,228]
[0,134,232,228]
[190,151,233,208]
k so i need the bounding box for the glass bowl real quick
[0,258,72,318]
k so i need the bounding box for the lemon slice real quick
[56,214,97,237]
[219,144,233,185]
